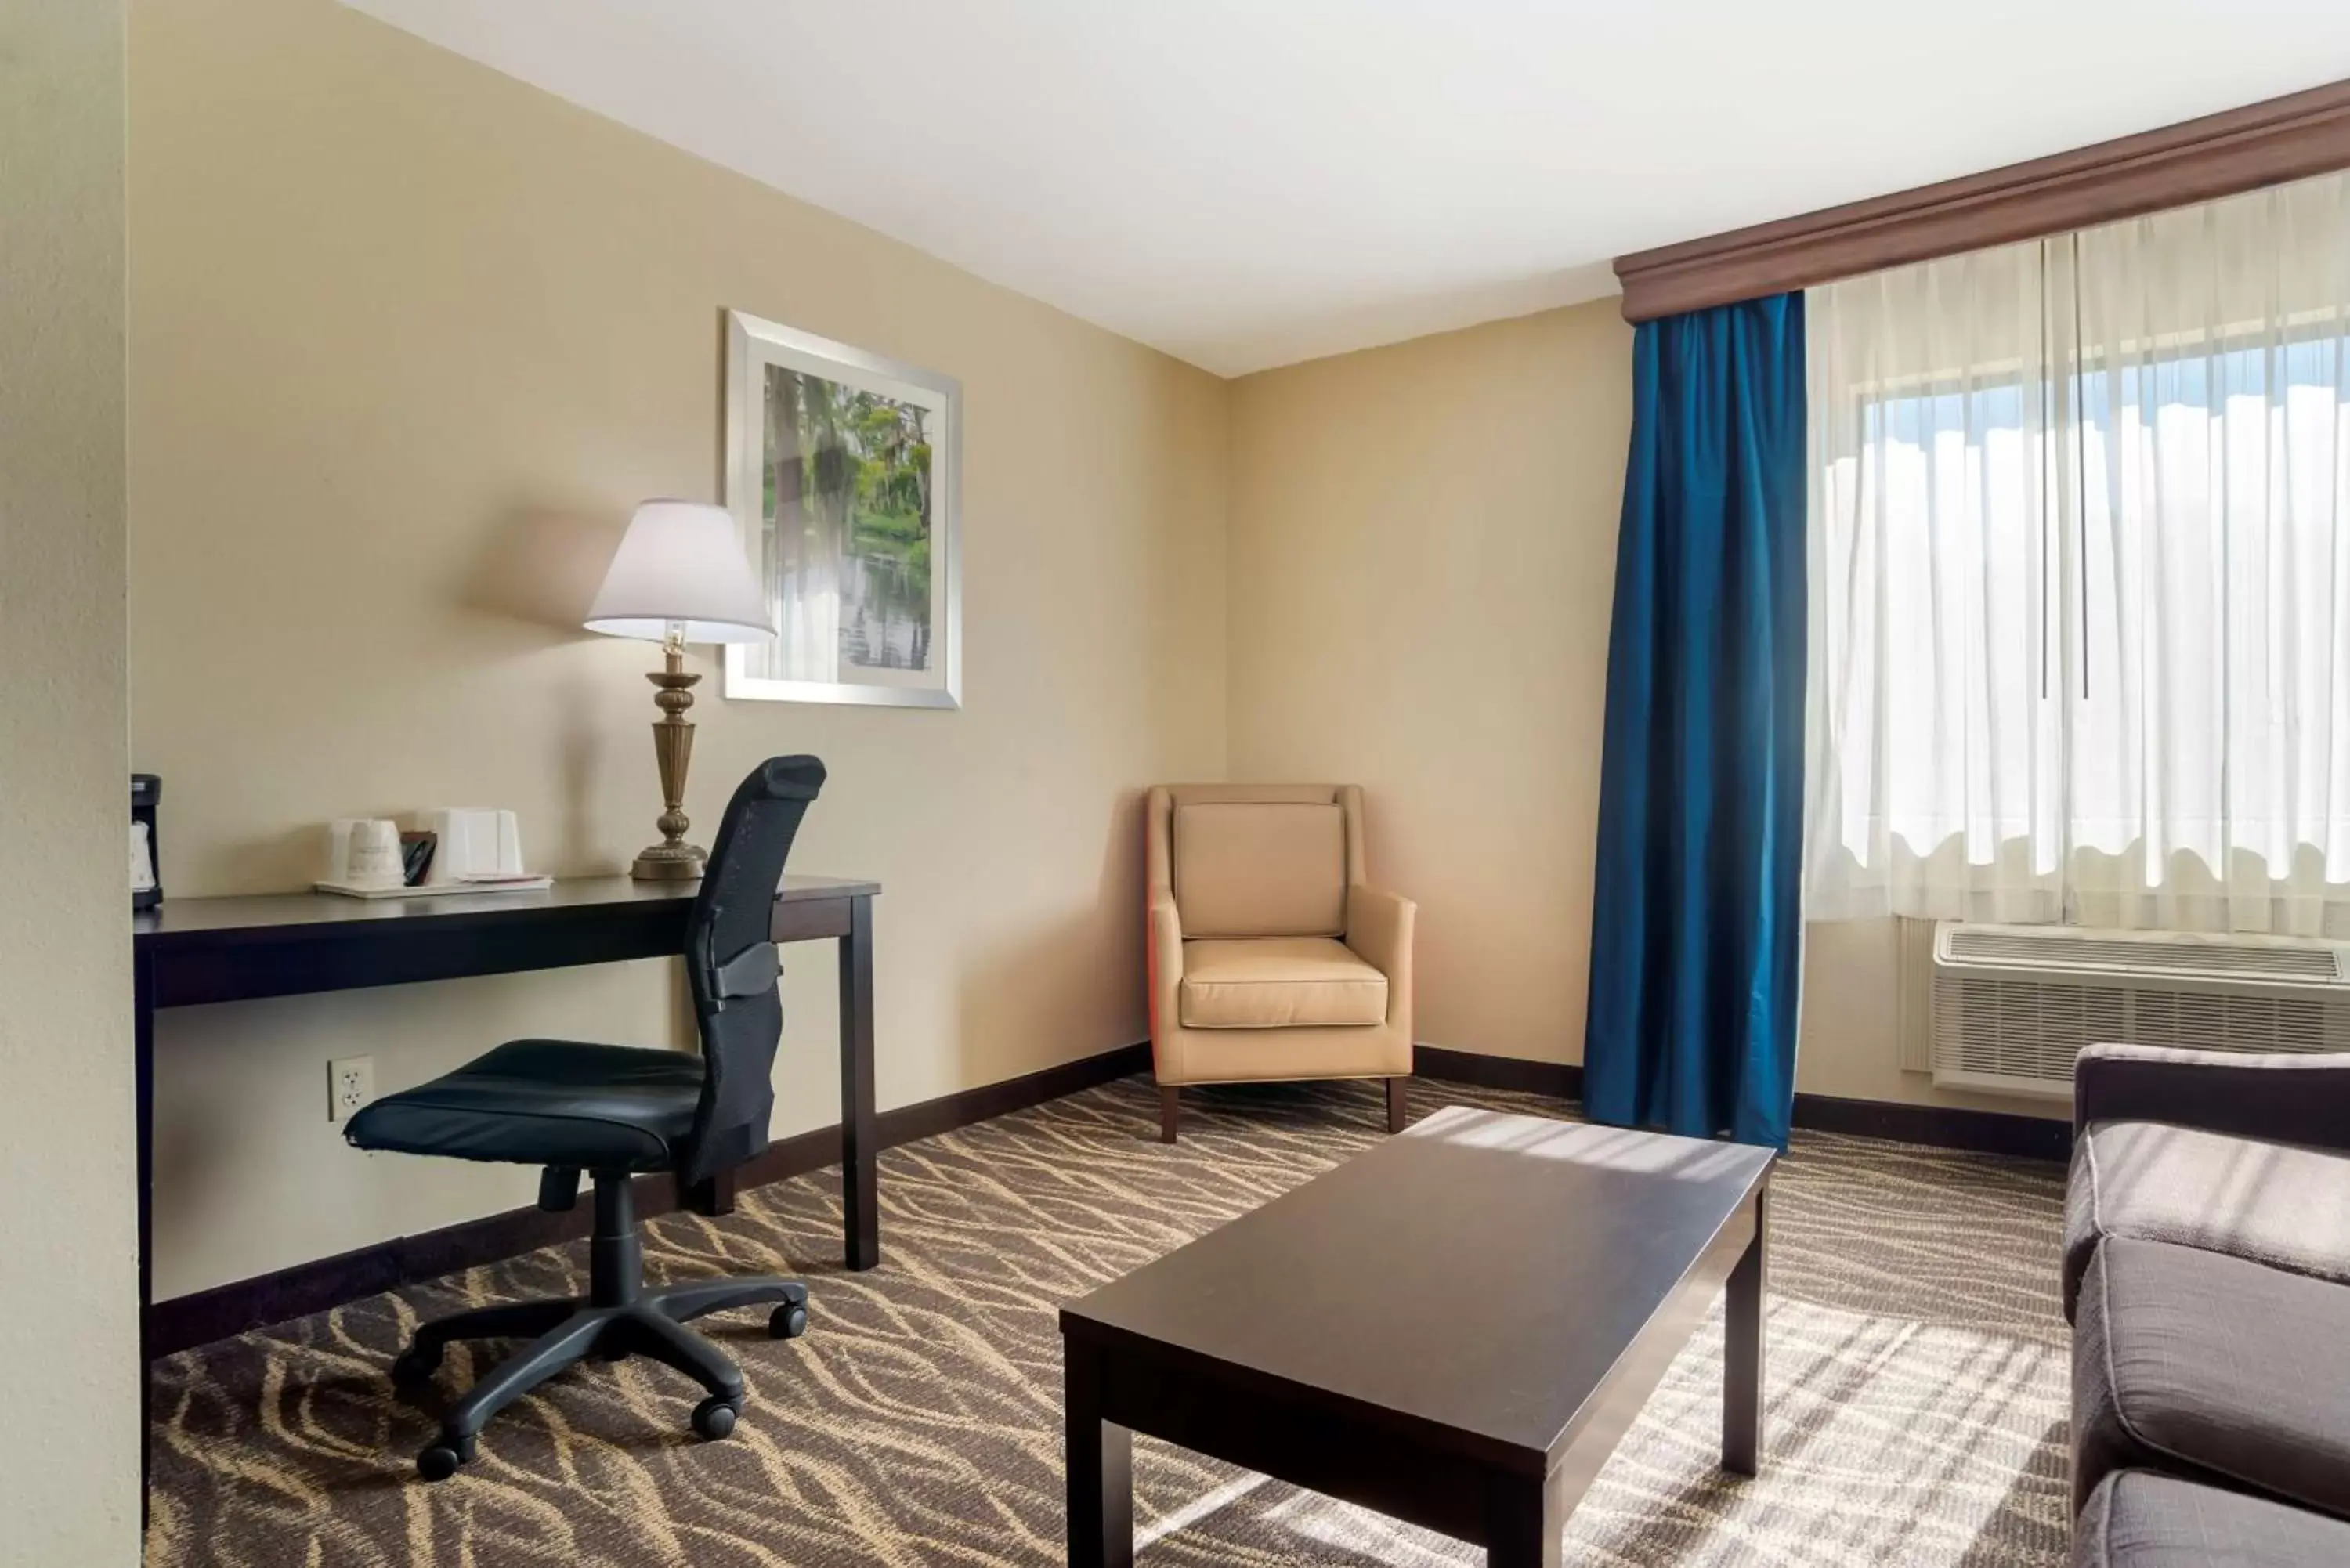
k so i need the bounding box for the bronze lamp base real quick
[632,840,706,881]
[633,631,707,881]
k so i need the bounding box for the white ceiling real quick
[343,1,2350,377]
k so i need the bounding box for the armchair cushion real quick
[1173,802,1345,938]
[1179,938,1388,1029]
[2063,1120,2350,1321]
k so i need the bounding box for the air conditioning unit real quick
[1929,923,2350,1099]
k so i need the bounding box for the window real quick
[1804,170,2350,935]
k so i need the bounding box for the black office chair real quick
[345,756,826,1480]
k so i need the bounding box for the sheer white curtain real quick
[1804,169,2350,934]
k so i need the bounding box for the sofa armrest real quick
[1343,885,1415,1004]
[2074,1043,2350,1152]
[1148,895,1184,1044]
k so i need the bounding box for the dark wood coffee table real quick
[1061,1106,1773,1566]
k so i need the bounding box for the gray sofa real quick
[2068,1044,2350,1566]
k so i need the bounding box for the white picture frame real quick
[722,309,962,708]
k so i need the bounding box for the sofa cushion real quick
[1179,938,1386,1028]
[1173,802,1345,938]
[2065,1120,2350,1321]
[2076,1470,2350,1568]
[2074,1237,2350,1519]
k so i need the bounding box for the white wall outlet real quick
[328,1056,375,1123]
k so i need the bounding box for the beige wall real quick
[1228,303,1632,1064]
[1227,302,2063,1122]
[130,0,1228,1298]
[0,0,143,1555]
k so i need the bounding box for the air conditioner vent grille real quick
[1931,973,2350,1098]
[1945,928,2345,981]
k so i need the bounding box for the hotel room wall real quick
[129,0,1230,1297]
[0,0,142,1550]
[1225,301,2063,1122]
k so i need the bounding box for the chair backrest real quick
[680,755,826,1184]
[1147,783,1366,941]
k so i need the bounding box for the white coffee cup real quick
[345,819,404,888]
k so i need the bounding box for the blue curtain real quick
[1582,293,1806,1148]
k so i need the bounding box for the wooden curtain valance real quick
[1613,79,2350,323]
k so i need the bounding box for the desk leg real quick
[1065,1340,1133,1568]
[135,947,155,1526]
[1723,1180,1767,1476]
[839,894,878,1271]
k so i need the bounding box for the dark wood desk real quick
[132,873,882,1349]
[1061,1107,1773,1568]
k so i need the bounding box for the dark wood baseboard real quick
[1789,1092,2071,1163]
[1412,1045,1582,1100]
[148,1041,1151,1357]
[1410,1048,2070,1163]
[876,1041,1150,1151]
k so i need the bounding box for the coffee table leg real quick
[1723,1180,1767,1476]
[1065,1341,1133,1568]
[1484,1470,1563,1568]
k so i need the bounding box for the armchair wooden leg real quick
[1386,1076,1408,1134]
[1158,1084,1180,1144]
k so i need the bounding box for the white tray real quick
[314,875,554,900]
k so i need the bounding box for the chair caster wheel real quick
[769,1302,809,1340]
[692,1395,742,1440]
[416,1439,469,1481]
[392,1344,442,1388]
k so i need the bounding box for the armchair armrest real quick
[2074,1042,2350,1153]
[1148,895,1184,1043]
[1343,884,1415,990]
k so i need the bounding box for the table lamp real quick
[585,500,772,880]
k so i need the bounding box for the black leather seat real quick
[345,756,826,1480]
[349,1040,706,1171]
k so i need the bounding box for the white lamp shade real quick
[584,500,772,644]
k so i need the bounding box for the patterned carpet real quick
[146,1076,2071,1566]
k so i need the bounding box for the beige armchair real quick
[1146,784,1415,1143]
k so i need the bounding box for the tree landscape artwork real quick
[724,310,960,708]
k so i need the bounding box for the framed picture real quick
[722,309,961,708]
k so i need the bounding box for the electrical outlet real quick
[328,1056,374,1123]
